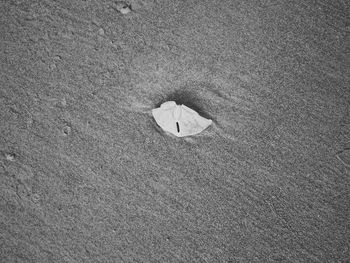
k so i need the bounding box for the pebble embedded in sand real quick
[62,125,71,136]
[98,28,105,35]
[115,1,132,14]
[60,98,67,107]
[5,153,16,161]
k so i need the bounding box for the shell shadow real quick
[155,89,213,120]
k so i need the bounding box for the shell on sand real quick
[152,101,212,137]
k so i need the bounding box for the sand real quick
[1,0,349,262]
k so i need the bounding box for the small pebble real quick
[32,193,41,203]
[61,98,67,107]
[49,63,56,70]
[115,1,132,14]
[63,126,71,136]
[5,153,16,161]
[98,28,105,35]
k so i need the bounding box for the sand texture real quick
[1,0,349,262]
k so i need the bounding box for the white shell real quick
[152,101,212,137]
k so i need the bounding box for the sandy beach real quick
[1,0,349,262]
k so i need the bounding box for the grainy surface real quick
[1,0,350,262]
